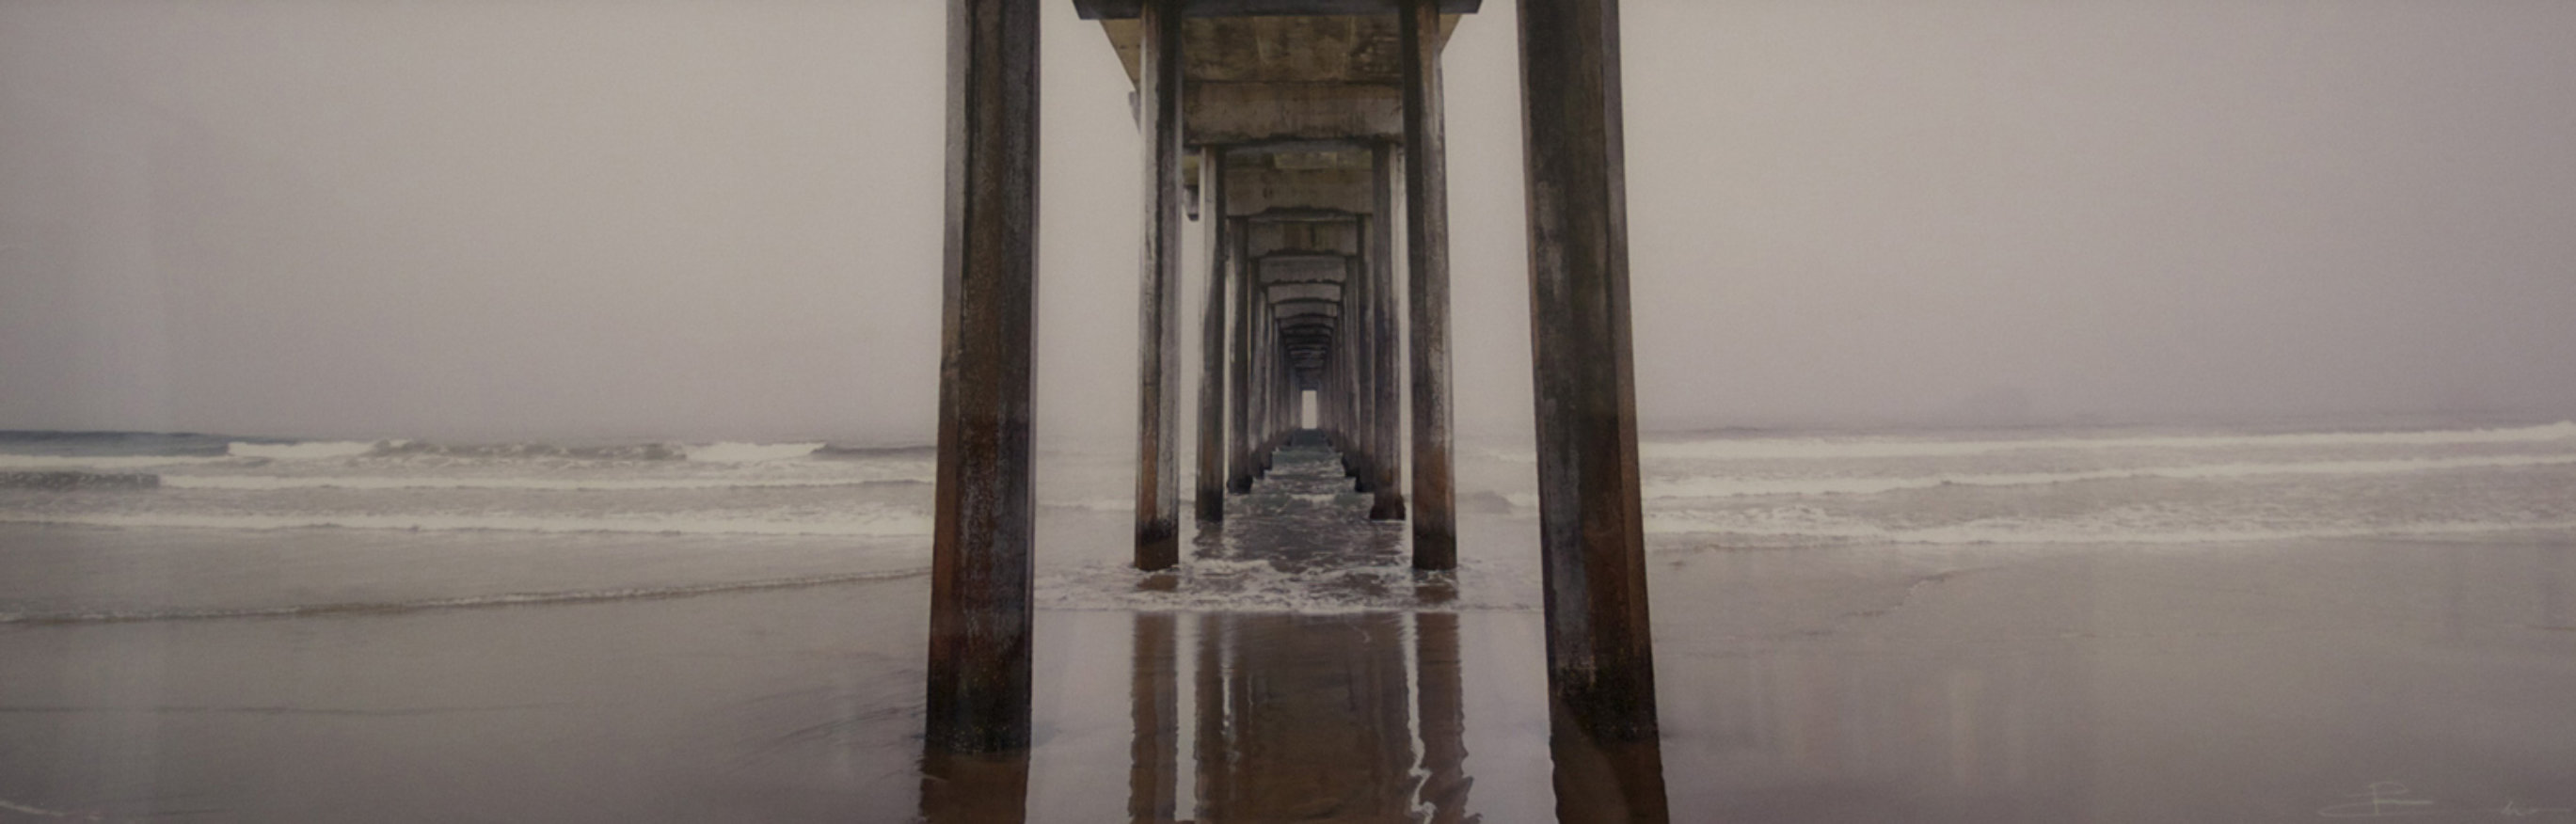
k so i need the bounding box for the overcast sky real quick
[4,0,2572,444]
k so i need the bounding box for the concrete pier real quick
[1366,141,1406,520]
[1401,0,1458,570]
[1132,0,1185,570]
[927,0,1663,798]
[1194,145,1231,524]
[924,0,1042,755]
[1519,0,1669,817]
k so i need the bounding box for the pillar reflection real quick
[1126,610,1471,823]
[919,748,1031,824]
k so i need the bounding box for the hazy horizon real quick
[7,0,2573,445]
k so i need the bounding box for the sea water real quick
[4,419,2575,620]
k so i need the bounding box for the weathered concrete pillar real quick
[1132,0,1184,570]
[1401,0,1456,569]
[1519,0,1668,817]
[1345,251,1376,488]
[1366,142,1407,520]
[1194,147,1231,524]
[1227,217,1255,494]
[926,0,1040,757]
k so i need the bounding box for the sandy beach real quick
[7,511,2575,821]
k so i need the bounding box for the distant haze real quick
[6,0,2573,445]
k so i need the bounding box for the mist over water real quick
[5,1,2576,442]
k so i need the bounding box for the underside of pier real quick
[924,3,1667,816]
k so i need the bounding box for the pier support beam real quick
[1133,0,1185,569]
[1366,142,1406,520]
[926,0,1041,756]
[1227,216,1255,495]
[1518,0,1669,816]
[1195,146,1231,524]
[1401,0,1457,569]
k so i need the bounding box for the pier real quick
[924,0,1662,815]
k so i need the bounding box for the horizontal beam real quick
[1076,1,1480,22]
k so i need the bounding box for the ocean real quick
[4,419,2574,820]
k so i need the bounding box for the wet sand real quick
[5,518,2576,821]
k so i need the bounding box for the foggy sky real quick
[4,0,2572,444]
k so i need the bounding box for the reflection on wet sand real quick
[920,748,1032,823]
[1123,610,1475,822]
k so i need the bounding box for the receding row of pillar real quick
[928,2,1664,816]
[1146,6,1455,574]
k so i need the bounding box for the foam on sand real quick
[683,442,825,463]
[228,440,385,460]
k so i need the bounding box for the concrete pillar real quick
[1227,217,1255,494]
[1345,252,1375,487]
[1401,0,1456,569]
[925,0,1040,756]
[1519,0,1668,816]
[1194,147,1231,524]
[1367,142,1407,520]
[1132,0,1184,570]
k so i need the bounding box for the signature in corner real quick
[2316,783,2576,818]
[2322,783,2440,818]
[2498,800,2576,818]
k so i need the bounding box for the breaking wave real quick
[1641,453,2576,499]
[229,440,384,460]
[0,568,930,626]
[684,442,825,463]
[160,475,926,491]
[1621,420,2576,462]
[0,512,935,538]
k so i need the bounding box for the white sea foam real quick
[229,440,385,460]
[0,511,934,538]
[1611,420,2576,462]
[0,568,930,625]
[1640,453,2576,499]
[1640,510,2576,546]
[683,442,824,463]
[160,475,922,491]
[0,454,239,470]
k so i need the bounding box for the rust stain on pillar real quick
[1132,0,1185,570]
[925,0,1040,756]
[1519,0,1669,816]
[1401,0,1456,569]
